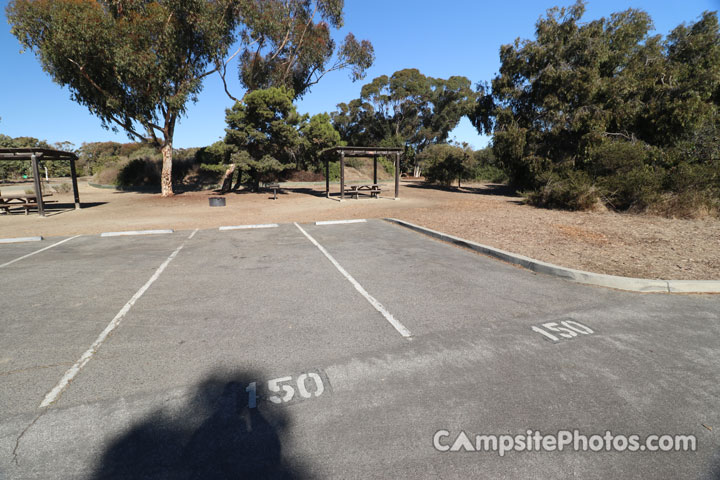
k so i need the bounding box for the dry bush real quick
[648,192,719,219]
[52,183,72,194]
[93,166,120,185]
[526,171,601,211]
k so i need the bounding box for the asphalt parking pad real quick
[1,221,719,479]
[0,233,187,419]
[53,225,406,408]
[0,237,64,266]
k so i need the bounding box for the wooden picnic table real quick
[344,184,381,199]
[0,193,53,215]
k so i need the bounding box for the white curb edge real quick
[0,236,43,244]
[219,224,279,231]
[384,218,720,294]
[101,229,174,237]
[315,219,367,226]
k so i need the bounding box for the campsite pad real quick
[1,220,719,478]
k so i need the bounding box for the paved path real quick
[0,220,718,479]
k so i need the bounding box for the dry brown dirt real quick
[1,179,718,280]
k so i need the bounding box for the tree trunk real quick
[232,168,243,191]
[220,164,236,193]
[161,142,174,197]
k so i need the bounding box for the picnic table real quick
[0,193,53,215]
[344,184,382,199]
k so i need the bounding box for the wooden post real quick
[31,154,45,217]
[70,158,81,209]
[373,155,378,185]
[325,159,330,198]
[340,151,345,201]
[394,152,400,199]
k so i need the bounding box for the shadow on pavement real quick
[92,370,307,479]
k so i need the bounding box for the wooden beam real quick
[340,151,345,201]
[70,158,81,209]
[373,155,378,185]
[395,152,400,199]
[31,154,45,216]
[325,160,330,198]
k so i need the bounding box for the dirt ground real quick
[1,179,718,280]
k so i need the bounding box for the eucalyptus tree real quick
[235,0,374,100]
[7,0,239,196]
[7,0,373,196]
[332,69,476,152]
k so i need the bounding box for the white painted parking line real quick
[101,229,174,237]
[219,224,279,231]
[39,229,195,408]
[188,228,199,239]
[294,222,412,339]
[0,236,43,244]
[0,236,81,269]
[315,219,367,226]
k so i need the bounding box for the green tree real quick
[0,135,59,179]
[332,69,476,174]
[224,87,306,189]
[300,113,343,171]
[235,0,374,99]
[7,0,374,196]
[7,0,238,196]
[473,1,720,212]
[418,143,476,188]
[331,98,381,146]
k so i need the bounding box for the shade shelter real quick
[0,148,81,216]
[323,146,404,200]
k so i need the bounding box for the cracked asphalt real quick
[0,219,719,479]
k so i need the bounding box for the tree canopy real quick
[235,0,374,99]
[224,87,305,189]
[7,0,373,195]
[417,143,476,188]
[332,69,476,153]
[473,1,720,213]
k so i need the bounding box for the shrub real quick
[377,156,395,175]
[52,183,72,194]
[600,166,665,211]
[93,166,120,185]
[472,164,508,183]
[116,159,161,187]
[526,170,600,211]
[419,144,476,187]
[649,191,719,219]
[345,157,362,169]
[325,161,340,181]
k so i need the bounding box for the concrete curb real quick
[0,236,43,244]
[384,218,720,294]
[316,219,367,226]
[219,224,279,231]
[100,229,174,237]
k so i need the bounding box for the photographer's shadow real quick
[92,370,306,479]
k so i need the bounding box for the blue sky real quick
[1,0,718,150]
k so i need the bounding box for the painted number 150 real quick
[244,372,326,408]
[532,320,594,343]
